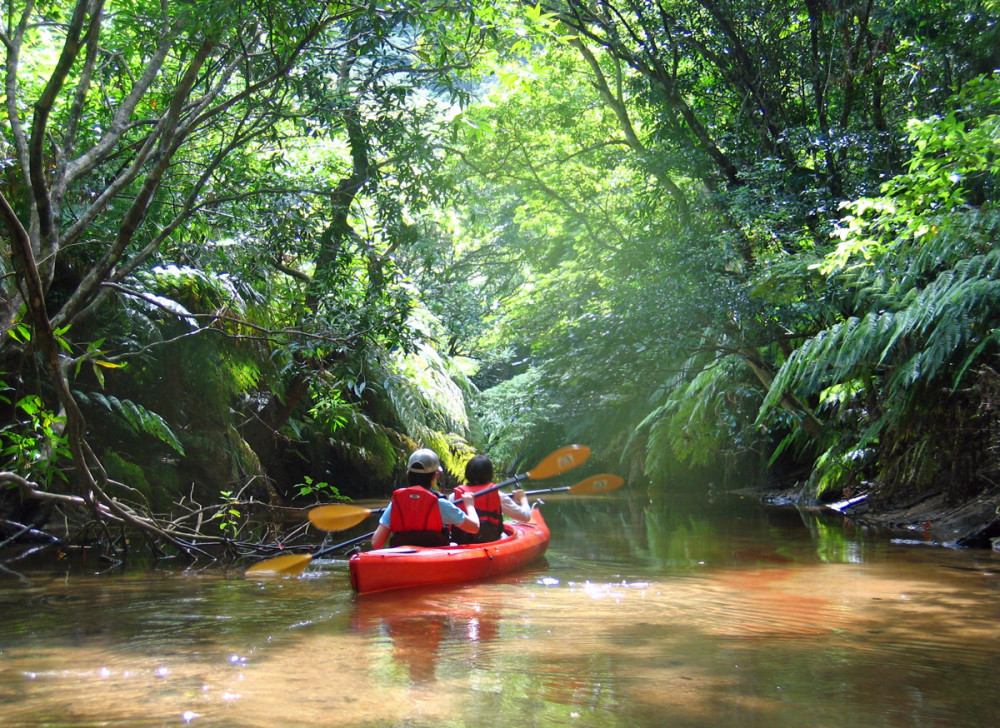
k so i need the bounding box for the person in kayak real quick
[371,448,479,549]
[450,455,532,544]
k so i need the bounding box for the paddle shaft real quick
[475,475,582,498]
[313,530,375,559]
[476,484,584,498]
[524,485,573,496]
[478,473,624,499]
[452,479,565,500]
[468,444,590,497]
[437,460,567,503]
[474,473,529,497]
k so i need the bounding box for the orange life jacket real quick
[388,486,448,547]
[451,483,503,544]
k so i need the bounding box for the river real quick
[2,489,999,728]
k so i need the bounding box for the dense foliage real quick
[443,0,1000,505]
[1,0,999,557]
[0,0,503,552]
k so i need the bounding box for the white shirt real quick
[499,492,532,522]
[447,488,532,522]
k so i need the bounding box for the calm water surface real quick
[2,490,999,728]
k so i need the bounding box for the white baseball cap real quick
[407,448,442,473]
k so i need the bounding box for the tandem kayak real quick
[348,508,551,594]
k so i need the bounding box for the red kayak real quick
[348,508,551,594]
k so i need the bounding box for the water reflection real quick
[349,585,503,685]
[553,488,888,573]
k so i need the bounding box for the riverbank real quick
[844,489,1000,550]
[762,485,1000,550]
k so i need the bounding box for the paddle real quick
[245,530,375,577]
[306,443,592,533]
[307,504,385,532]
[472,443,592,496]
[522,473,624,497]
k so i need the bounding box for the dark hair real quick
[407,470,437,488]
[465,455,494,485]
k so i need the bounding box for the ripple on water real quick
[3,540,1000,728]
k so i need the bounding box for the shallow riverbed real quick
[2,490,999,728]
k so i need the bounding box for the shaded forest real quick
[2,0,999,558]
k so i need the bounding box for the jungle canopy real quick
[1,0,999,557]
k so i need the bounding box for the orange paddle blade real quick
[568,473,625,495]
[245,553,314,577]
[525,444,591,480]
[308,504,377,532]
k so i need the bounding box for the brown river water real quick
[2,489,999,728]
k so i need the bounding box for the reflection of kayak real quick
[349,509,551,594]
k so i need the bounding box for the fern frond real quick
[765,246,1000,419]
[330,408,399,482]
[85,392,185,455]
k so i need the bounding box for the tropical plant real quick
[757,75,1000,501]
[0,0,508,553]
[446,0,1000,499]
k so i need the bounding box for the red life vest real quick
[388,485,447,547]
[452,483,503,544]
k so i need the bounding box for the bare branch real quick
[567,30,690,222]
[28,0,99,246]
[2,0,35,182]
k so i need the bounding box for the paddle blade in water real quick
[526,444,591,480]
[308,504,376,531]
[245,553,314,577]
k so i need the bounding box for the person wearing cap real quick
[450,455,532,544]
[370,448,480,549]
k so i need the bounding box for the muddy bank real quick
[763,486,1000,550]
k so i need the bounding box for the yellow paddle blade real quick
[568,473,625,495]
[307,504,377,531]
[245,553,314,577]
[525,444,591,480]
